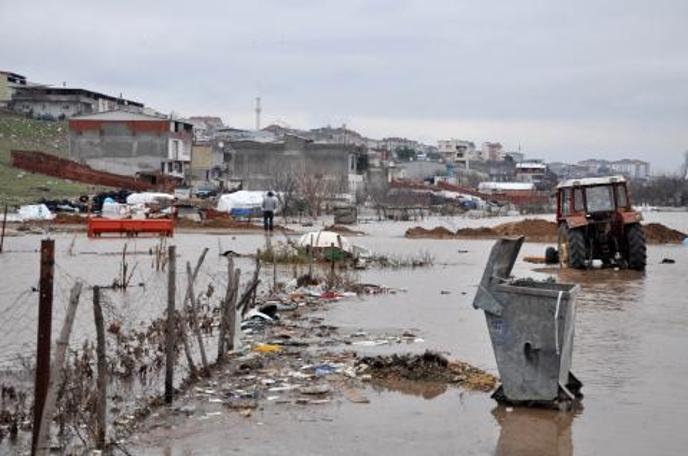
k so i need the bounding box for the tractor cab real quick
[554,176,646,270]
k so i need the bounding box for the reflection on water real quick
[493,407,576,456]
[369,378,448,400]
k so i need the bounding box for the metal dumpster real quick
[473,236,583,407]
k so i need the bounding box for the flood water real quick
[1,212,687,455]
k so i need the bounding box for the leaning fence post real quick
[32,239,54,456]
[165,245,176,404]
[93,286,107,450]
[36,281,83,456]
[186,262,209,373]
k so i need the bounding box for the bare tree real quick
[269,165,299,220]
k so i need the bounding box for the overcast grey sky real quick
[1,0,687,171]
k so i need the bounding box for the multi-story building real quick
[11,86,143,120]
[481,142,504,161]
[609,159,650,179]
[437,139,479,165]
[68,111,192,180]
[214,134,367,194]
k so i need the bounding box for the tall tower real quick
[255,97,262,131]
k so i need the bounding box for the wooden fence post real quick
[0,204,8,253]
[32,239,54,455]
[93,286,107,450]
[186,262,209,373]
[35,281,83,456]
[165,245,176,404]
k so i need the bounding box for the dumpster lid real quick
[473,236,525,316]
[480,236,524,285]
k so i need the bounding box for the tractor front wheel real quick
[626,223,647,271]
[558,225,587,269]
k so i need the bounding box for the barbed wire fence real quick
[0,237,257,455]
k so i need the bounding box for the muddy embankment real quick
[4,214,292,234]
[405,218,687,244]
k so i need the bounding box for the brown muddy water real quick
[1,212,687,455]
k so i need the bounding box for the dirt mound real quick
[52,213,87,224]
[455,226,498,237]
[454,219,557,242]
[491,219,558,242]
[323,224,366,236]
[357,351,497,392]
[404,226,456,239]
[643,223,687,244]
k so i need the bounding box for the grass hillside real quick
[0,112,100,205]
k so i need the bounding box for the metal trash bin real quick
[473,236,583,407]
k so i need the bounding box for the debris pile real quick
[357,351,497,392]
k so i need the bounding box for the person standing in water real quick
[261,191,279,232]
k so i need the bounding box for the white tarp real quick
[15,204,55,221]
[478,182,535,191]
[101,201,131,219]
[297,231,352,253]
[216,191,278,213]
[126,192,175,205]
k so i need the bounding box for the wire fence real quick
[0,238,254,454]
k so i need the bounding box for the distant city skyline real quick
[1,0,686,173]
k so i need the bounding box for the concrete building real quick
[481,142,504,161]
[68,111,193,180]
[214,134,367,194]
[609,159,650,179]
[190,142,214,184]
[11,86,143,120]
[437,139,479,165]
[516,161,547,184]
[486,158,517,182]
[0,71,27,107]
[188,116,225,141]
[576,158,650,179]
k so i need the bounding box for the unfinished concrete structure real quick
[11,86,143,119]
[214,135,368,193]
[68,111,193,181]
[0,70,27,107]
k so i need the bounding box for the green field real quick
[0,112,100,206]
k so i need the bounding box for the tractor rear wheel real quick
[626,223,647,271]
[558,225,586,269]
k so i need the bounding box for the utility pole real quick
[255,97,262,131]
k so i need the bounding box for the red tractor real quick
[553,176,646,270]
